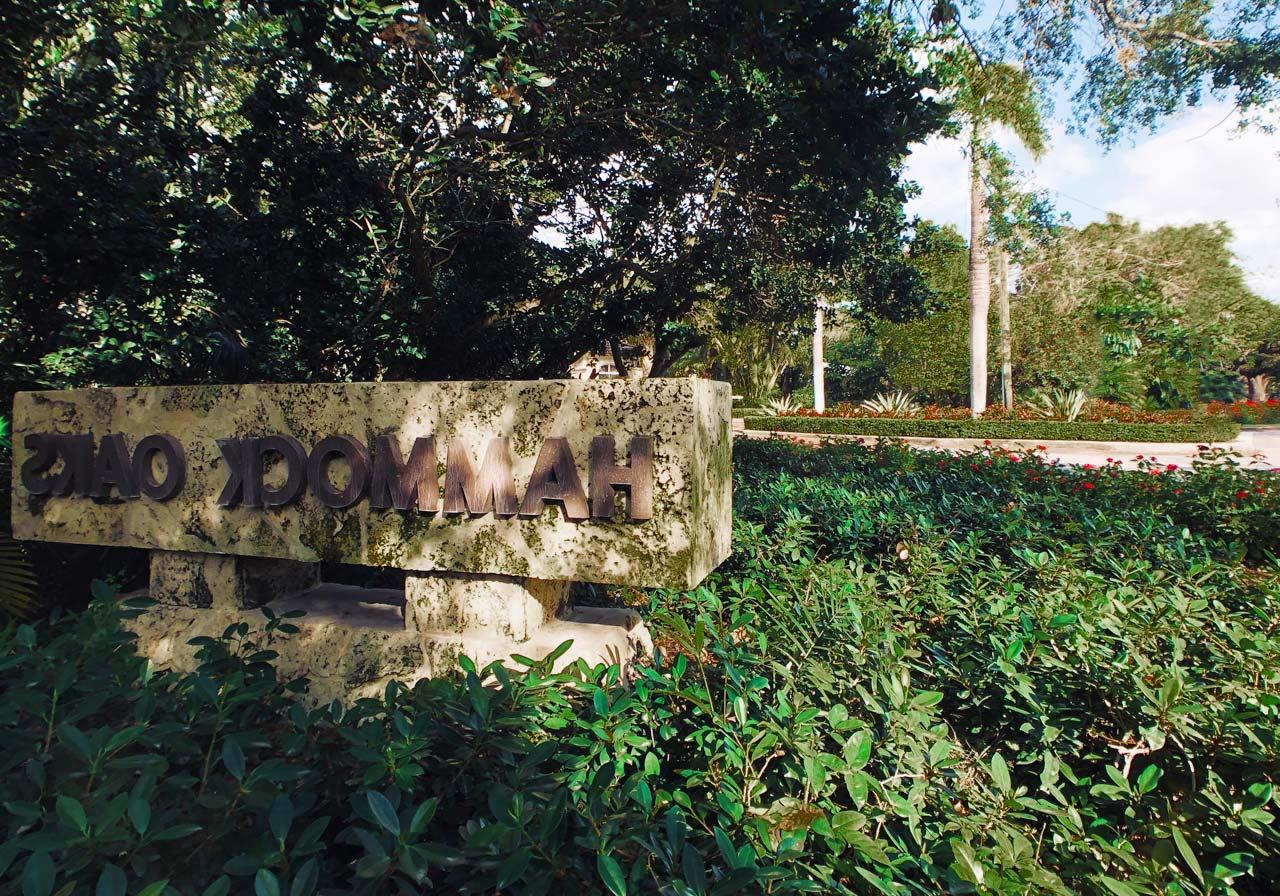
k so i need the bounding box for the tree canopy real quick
[877,222,973,402]
[0,0,942,396]
[942,0,1280,141]
[1018,215,1280,351]
[1013,216,1280,401]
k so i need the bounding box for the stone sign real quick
[11,379,732,699]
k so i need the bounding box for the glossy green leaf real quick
[253,869,280,896]
[365,791,400,837]
[95,864,126,896]
[597,854,626,896]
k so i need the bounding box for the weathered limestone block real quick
[11,379,732,589]
[123,602,423,689]
[404,571,566,641]
[150,550,318,610]
[15,379,728,702]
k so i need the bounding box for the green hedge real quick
[743,415,1241,443]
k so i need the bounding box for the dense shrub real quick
[2,440,1279,894]
[744,414,1240,443]
[1199,370,1247,404]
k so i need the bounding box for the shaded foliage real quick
[0,0,941,402]
[0,417,36,619]
[2,440,1279,894]
[875,222,974,403]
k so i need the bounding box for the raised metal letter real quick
[589,435,654,521]
[19,433,57,496]
[518,437,588,521]
[90,433,139,499]
[370,435,438,512]
[258,435,309,507]
[49,434,94,497]
[443,438,517,517]
[216,438,251,506]
[308,435,370,509]
[132,434,186,501]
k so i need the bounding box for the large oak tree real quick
[0,0,942,396]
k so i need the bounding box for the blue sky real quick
[904,99,1280,301]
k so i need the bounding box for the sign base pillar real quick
[150,550,320,611]
[127,551,652,704]
[403,571,567,642]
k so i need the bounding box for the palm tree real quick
[953,54,1046,416]
[995,245,1013,408]
[672,305,808,406]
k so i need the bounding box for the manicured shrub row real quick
[745,414,1240,442]
[794,398,1206,424]
[2,439,1278,895]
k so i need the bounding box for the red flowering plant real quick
[1205,399,1280,425]
[745,435,1280,562]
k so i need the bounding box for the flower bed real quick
[744,414,1240,442]
[1207,399,1280,425]
[791,399,1204,423]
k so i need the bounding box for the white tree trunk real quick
[1249,374,1271,401]
[812,303,826,413]
[995,248,1013,409]
[968,150,991,417]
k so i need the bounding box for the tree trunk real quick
[649,324,674,377]
[812,303,826,413]
[995,247,1013,409]
[609,337,629,377]
[1249,374,1271,401]
[968,148,991,418]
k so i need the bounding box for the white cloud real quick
[1107,106,1280,300]
[904,101,1280,301]
[1030,124,1095,187]
[903,134,970,232]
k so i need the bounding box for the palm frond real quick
[0,414,38,618]
[0,534,37,619]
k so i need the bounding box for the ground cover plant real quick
[2,439,1279,894]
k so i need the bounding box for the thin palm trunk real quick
[812,303,826,412]
[995,248,1013,408]
[968,147,991,417]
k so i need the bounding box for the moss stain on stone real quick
[299,511,362,563]
[367,515,406,567]
[461,528,531,577]
[182,510,215,546]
